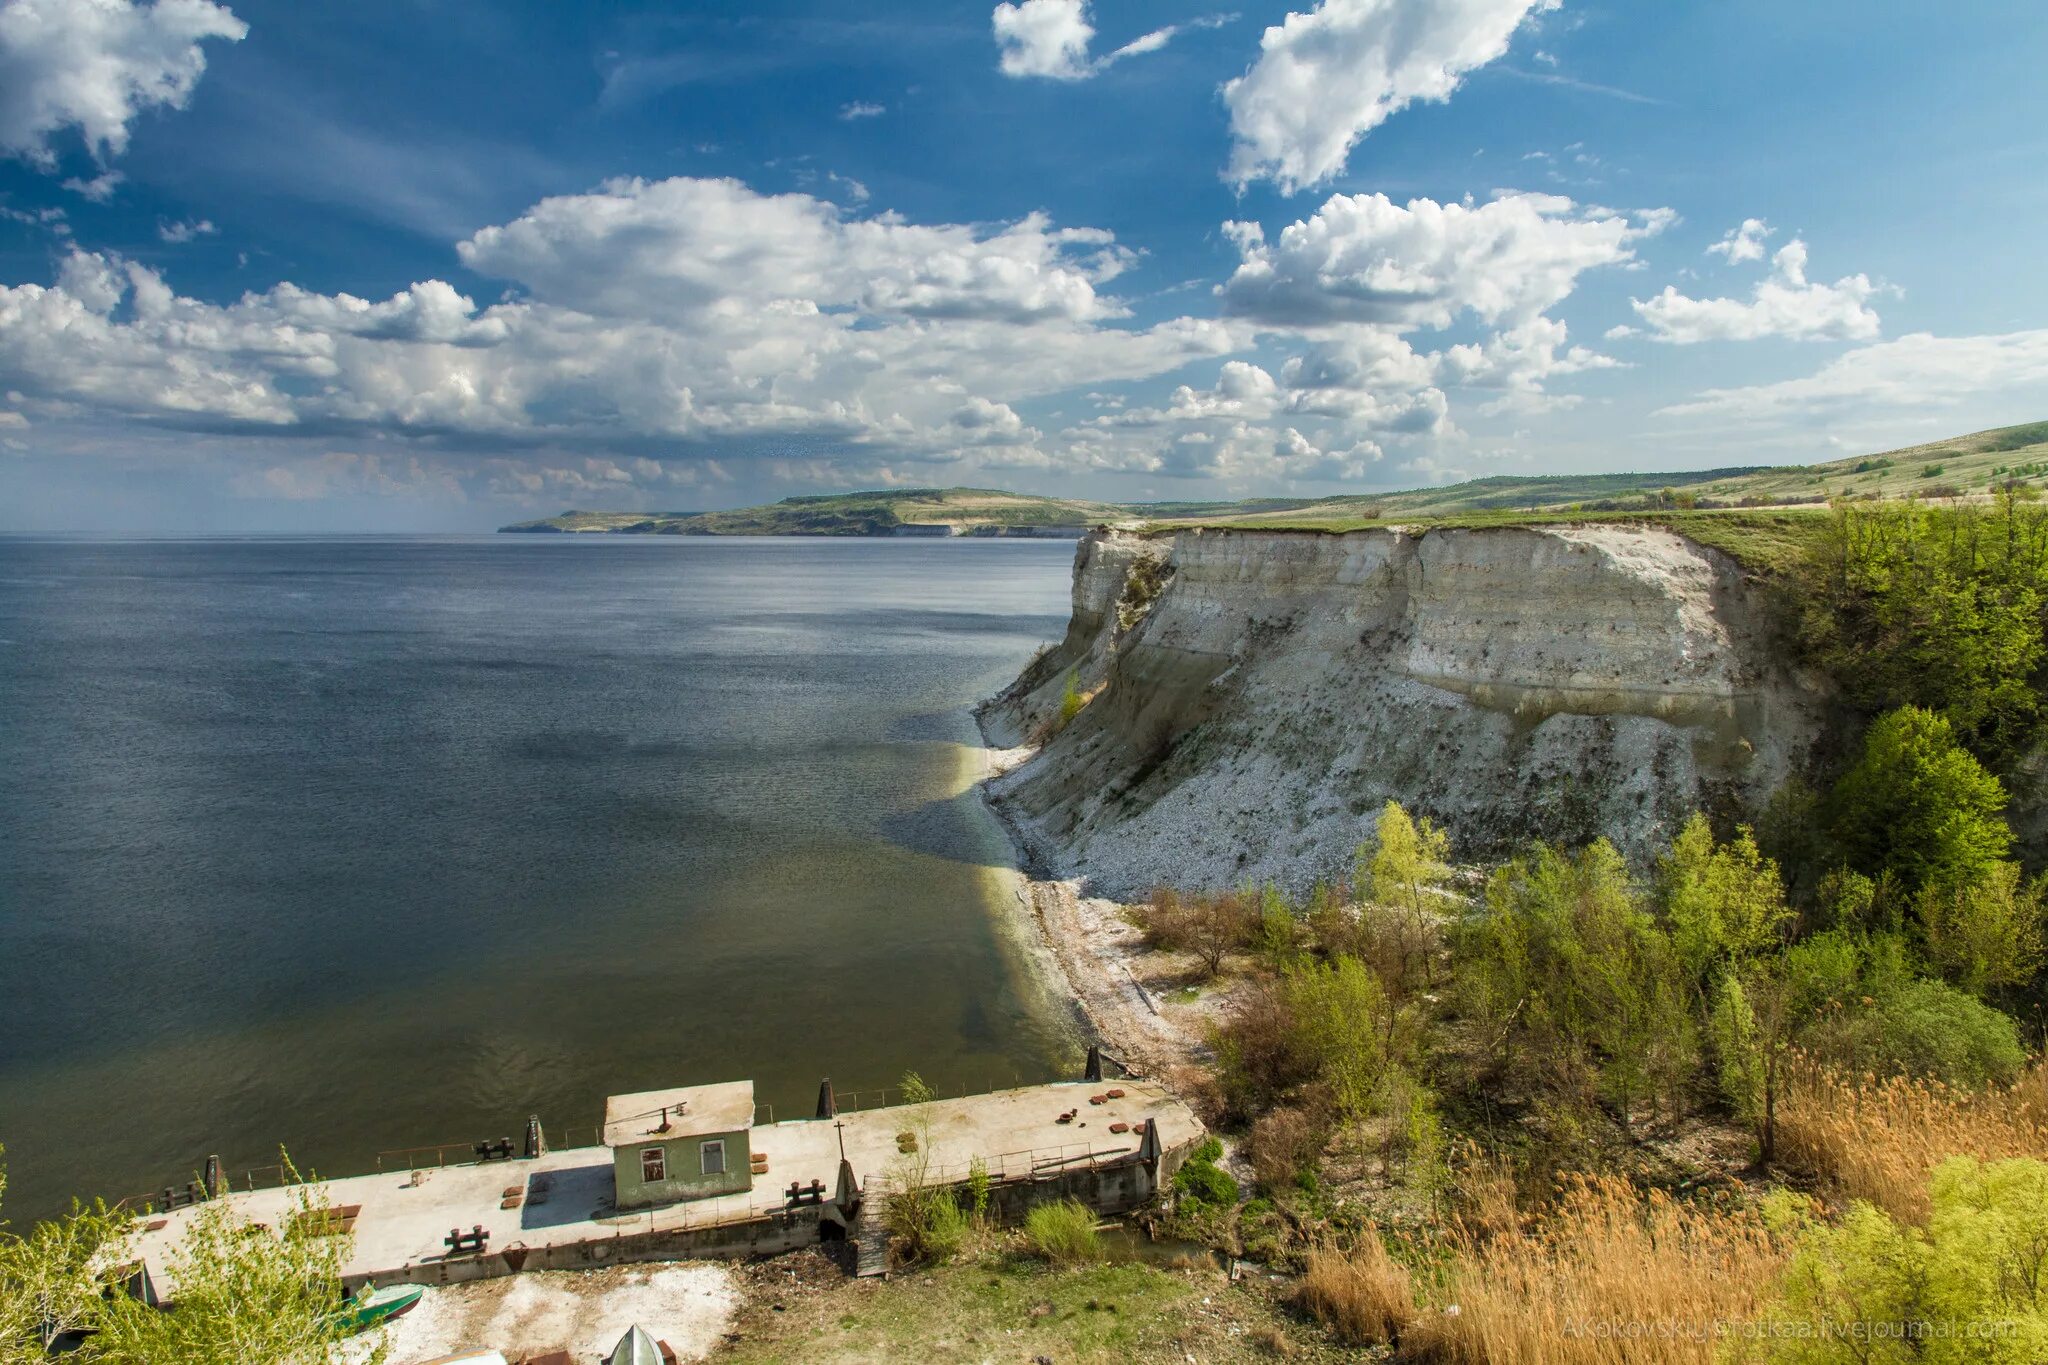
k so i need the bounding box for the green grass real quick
[1024,1199,1104,1265]
[718,1259,1322,1363]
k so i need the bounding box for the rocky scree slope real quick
[980,525,1829,897]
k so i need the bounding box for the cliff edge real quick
[981,525,1829,896]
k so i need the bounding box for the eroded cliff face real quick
[981,525,1830,897]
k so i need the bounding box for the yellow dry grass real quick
[1407,1175,1791,1365]
[1775,1057,2048,1221]
[1297,1237,1415,1346]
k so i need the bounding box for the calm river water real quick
[0,535,1078,1218]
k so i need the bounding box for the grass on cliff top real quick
[718,1258,1330,1364]
[1139,506,1833,576]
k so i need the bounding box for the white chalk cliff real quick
[982,525,1831,896]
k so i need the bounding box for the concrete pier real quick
[126,1080,1202,1294]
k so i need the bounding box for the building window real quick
[701,1139,726,1176]
[640,1146,666,1184]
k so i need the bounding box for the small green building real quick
[604,1080,755,1210]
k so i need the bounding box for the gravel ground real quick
[347,1264,738,1364]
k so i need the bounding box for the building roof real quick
[603,1326,662,1365]
[603,1080,755,1147]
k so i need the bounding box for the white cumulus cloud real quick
[992,0,1222,81]
[1219,190,1667,329]
[0,0,247,169]
[0,179,1242,478]
[1630,238,1885,344]
[1224,0,1556,192]
[1706,217,1771,264]
[157,216,214,242]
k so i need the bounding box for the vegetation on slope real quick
[1145,419,2048,529]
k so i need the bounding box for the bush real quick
[1211,981,1315,1121]
[1173,1138,1238,1210]
[1022,1198,1101,1266]
[1250,1106,1328,1194]
[1467,839,1698,1125]
[1800,973,2025,1090]
[884,1182,969,1265]
[1754,1157,2048,1362]
[1656,813,1794,983]
[1056,670,1085,729]
[1915,861,2047,995]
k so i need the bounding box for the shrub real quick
[1280,955,1398,1119]
[1753,1157,2048,1362]
[1022,1198,1101,1266]
[1656,813,1794,984]
[1249,1106,1328,1193]
[1131,887,1257,975]
[1173,1138,1238,1210]
[1467,839,1698,1125]
[1799,973,2025,1090]
[1056,669,1085,729]
[1212,980,1315,1120]
[1361,801,1452,990]
[1251,884,1306,969]
[883,1182,968,1265]
[1915,861,2047,995]
[1297,1236,1414,1346]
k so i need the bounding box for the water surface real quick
[0,535,1076,1217]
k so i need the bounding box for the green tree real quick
[1829,706,2012,895]
[1469,840,1697,1126]
[1916,861,2047,997]
[93,1179,378,1365]
[1279,955,1398,1120]
[0,1150,129,1365]
[1799,496,2048,769]
[1657,813,1795,987]
[1363,801,1451,987]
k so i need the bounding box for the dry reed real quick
[1775,1056,2048,1221]
[1296,1235,1415,1347]
[1405,1175,1790,1365]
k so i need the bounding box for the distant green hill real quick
[500,487,1132,536]
[500,421,2048,539]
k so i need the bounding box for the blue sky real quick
[0,0,2044,531]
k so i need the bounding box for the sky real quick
[0,0,2044,531]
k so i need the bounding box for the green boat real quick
[329,1282,425,1334]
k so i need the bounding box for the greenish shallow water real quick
[0,535,1080,1219]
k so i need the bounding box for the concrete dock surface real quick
[127,1079,1202,1291]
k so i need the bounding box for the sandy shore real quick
[972,740,1208,1083]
